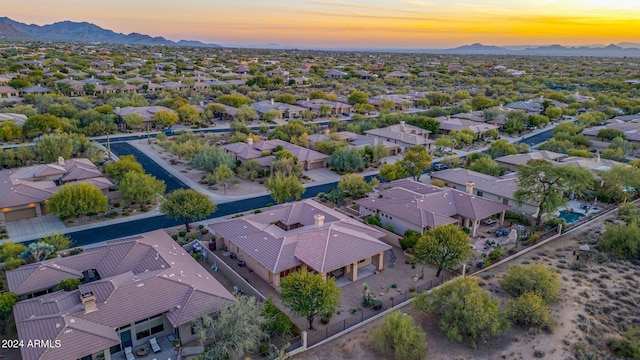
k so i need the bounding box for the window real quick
[477,191,483,197]
[503,199,509,205]
[135,314,165,340]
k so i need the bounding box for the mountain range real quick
[1,17,639,56]
[0,17,219,47]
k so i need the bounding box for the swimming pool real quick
[558,210,585,224]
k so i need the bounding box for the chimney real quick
[595,153,600,162]
[465,181,475,194]
[200,101,204,107]
[314,214,325,228]
[58,156,65,166]
[271,98,274,105]
[81,292,97,314]
[247,137,254,145]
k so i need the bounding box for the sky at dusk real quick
[3,0,640,48]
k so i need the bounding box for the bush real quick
[140,205,148,212]
[461,227,471,234]
[106,210,118,218]
[171,234,179,240]
[57,278,81,291]
[506,292,555,331]
[365,214,382,227]
[599,221,640,260]
[122,210,130,216]
[320,316,331,324]
[372,310,427,360]
[263,296,294,336]
[259,344,270,356]
[610,326,640,359]
[544,218,566,232]
[505,211,530,225]
[501,264,561,303]
[113,202,120,208]
[4,257,23,270]
[191,252,201,261]
[487,249,504,263]
[179,231,187,237]
[69,248,84,255]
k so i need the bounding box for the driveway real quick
[5,215,66,242]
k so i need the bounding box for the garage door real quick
[307,161,324,170]
[3,207,37,222]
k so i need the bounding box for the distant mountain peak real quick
[0,17,220,47]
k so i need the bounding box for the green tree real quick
[544,106,563,119]
[216,93,252,108]
[373,310,427,360]
[337,174,376,199]
[192,295,267,360]
[119,171,166,204]
[486,139,518,158]
[210,164,238,195]
[36,133,74,163]
[124,113,145,130]
[263,296,294,336]
[235,105,258,122]
[265,173,305,204]
[347,91,370,105]
[414,276,509,347]
[399,148,432,181]
[471,95,494,110]
[468,157,507,176]
[599,220,640,260]
[262,109,281,122]
[40,233,72,251]
[440,156,464,169]
[191,146,235,173]
[0,121,23,141]
[104,155,144,182]
[506,292,555,331]
[501,264,561,303]
[47,183,108,218]
[435,137,455,152]
[19,241,55,264]
[597,128,626,141]
[236,159,263,180]
[161,189,215,232]
[152,110,178,127]
[23,114,64,137]
[275,93,296,104]
[330,147,365,172]
[379,162,408,181]
[57,278,81,291]
[0,242,27,262]
[177,104,201,125]
[514,160,593,227]
[0,292,19,335]
[413,224,472,277]
[280,270,341,330]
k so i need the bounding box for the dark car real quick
[432,164,449,171]
[162,128,175,136]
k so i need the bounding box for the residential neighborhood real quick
[0,17,639,360]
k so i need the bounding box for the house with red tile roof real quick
[355,179,509,237]
[7,230,235,360]
[0,158,113,224]
[209,199,391,289]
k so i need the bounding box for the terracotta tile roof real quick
[209,199,389,274]
[9,230,235,360]
[357,179,509,229]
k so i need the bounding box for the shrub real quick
[57,278,81,291]
[610,326,640,359]
[372,310,427,360]
[501,264,561,303]
[106,210,118,218]
[140,205,148,212]
[253,209,262,214]
[320,316,331,324]
[487,249,504,263]
[544,218,566,231]
[69,248,84,255]
[198,224,204,229]
[461,227,471,234]
[179,231,187,237]
[122,210,130,216]
[263,296,294,336]
[4,257,23,270]
[506,292,556,331]
[400,229,420,250]
[505,211,530,225]
[259,344,270,356]
[599,221,640,260]
[113,202,120,208]
[191,252,201,261]
[365,214,382,227]
[171,234,179,240]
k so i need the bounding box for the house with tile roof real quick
[0,85,19,99]
[429,168,539,216]
[355,179,509,237]
[209,199,391,289]
[7,229,235,360]
[294,99,353,117]
[251,100,307,120]
[364,121,434,152]
[223,138,329,171]
[307,131,400,157]
[0,158,113,224]
[113,105,177,128]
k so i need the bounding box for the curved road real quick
[38,127,558,246]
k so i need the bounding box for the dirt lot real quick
[295,209,640,360]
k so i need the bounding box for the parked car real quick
[432,163,449,171]
[162,128,175,136]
